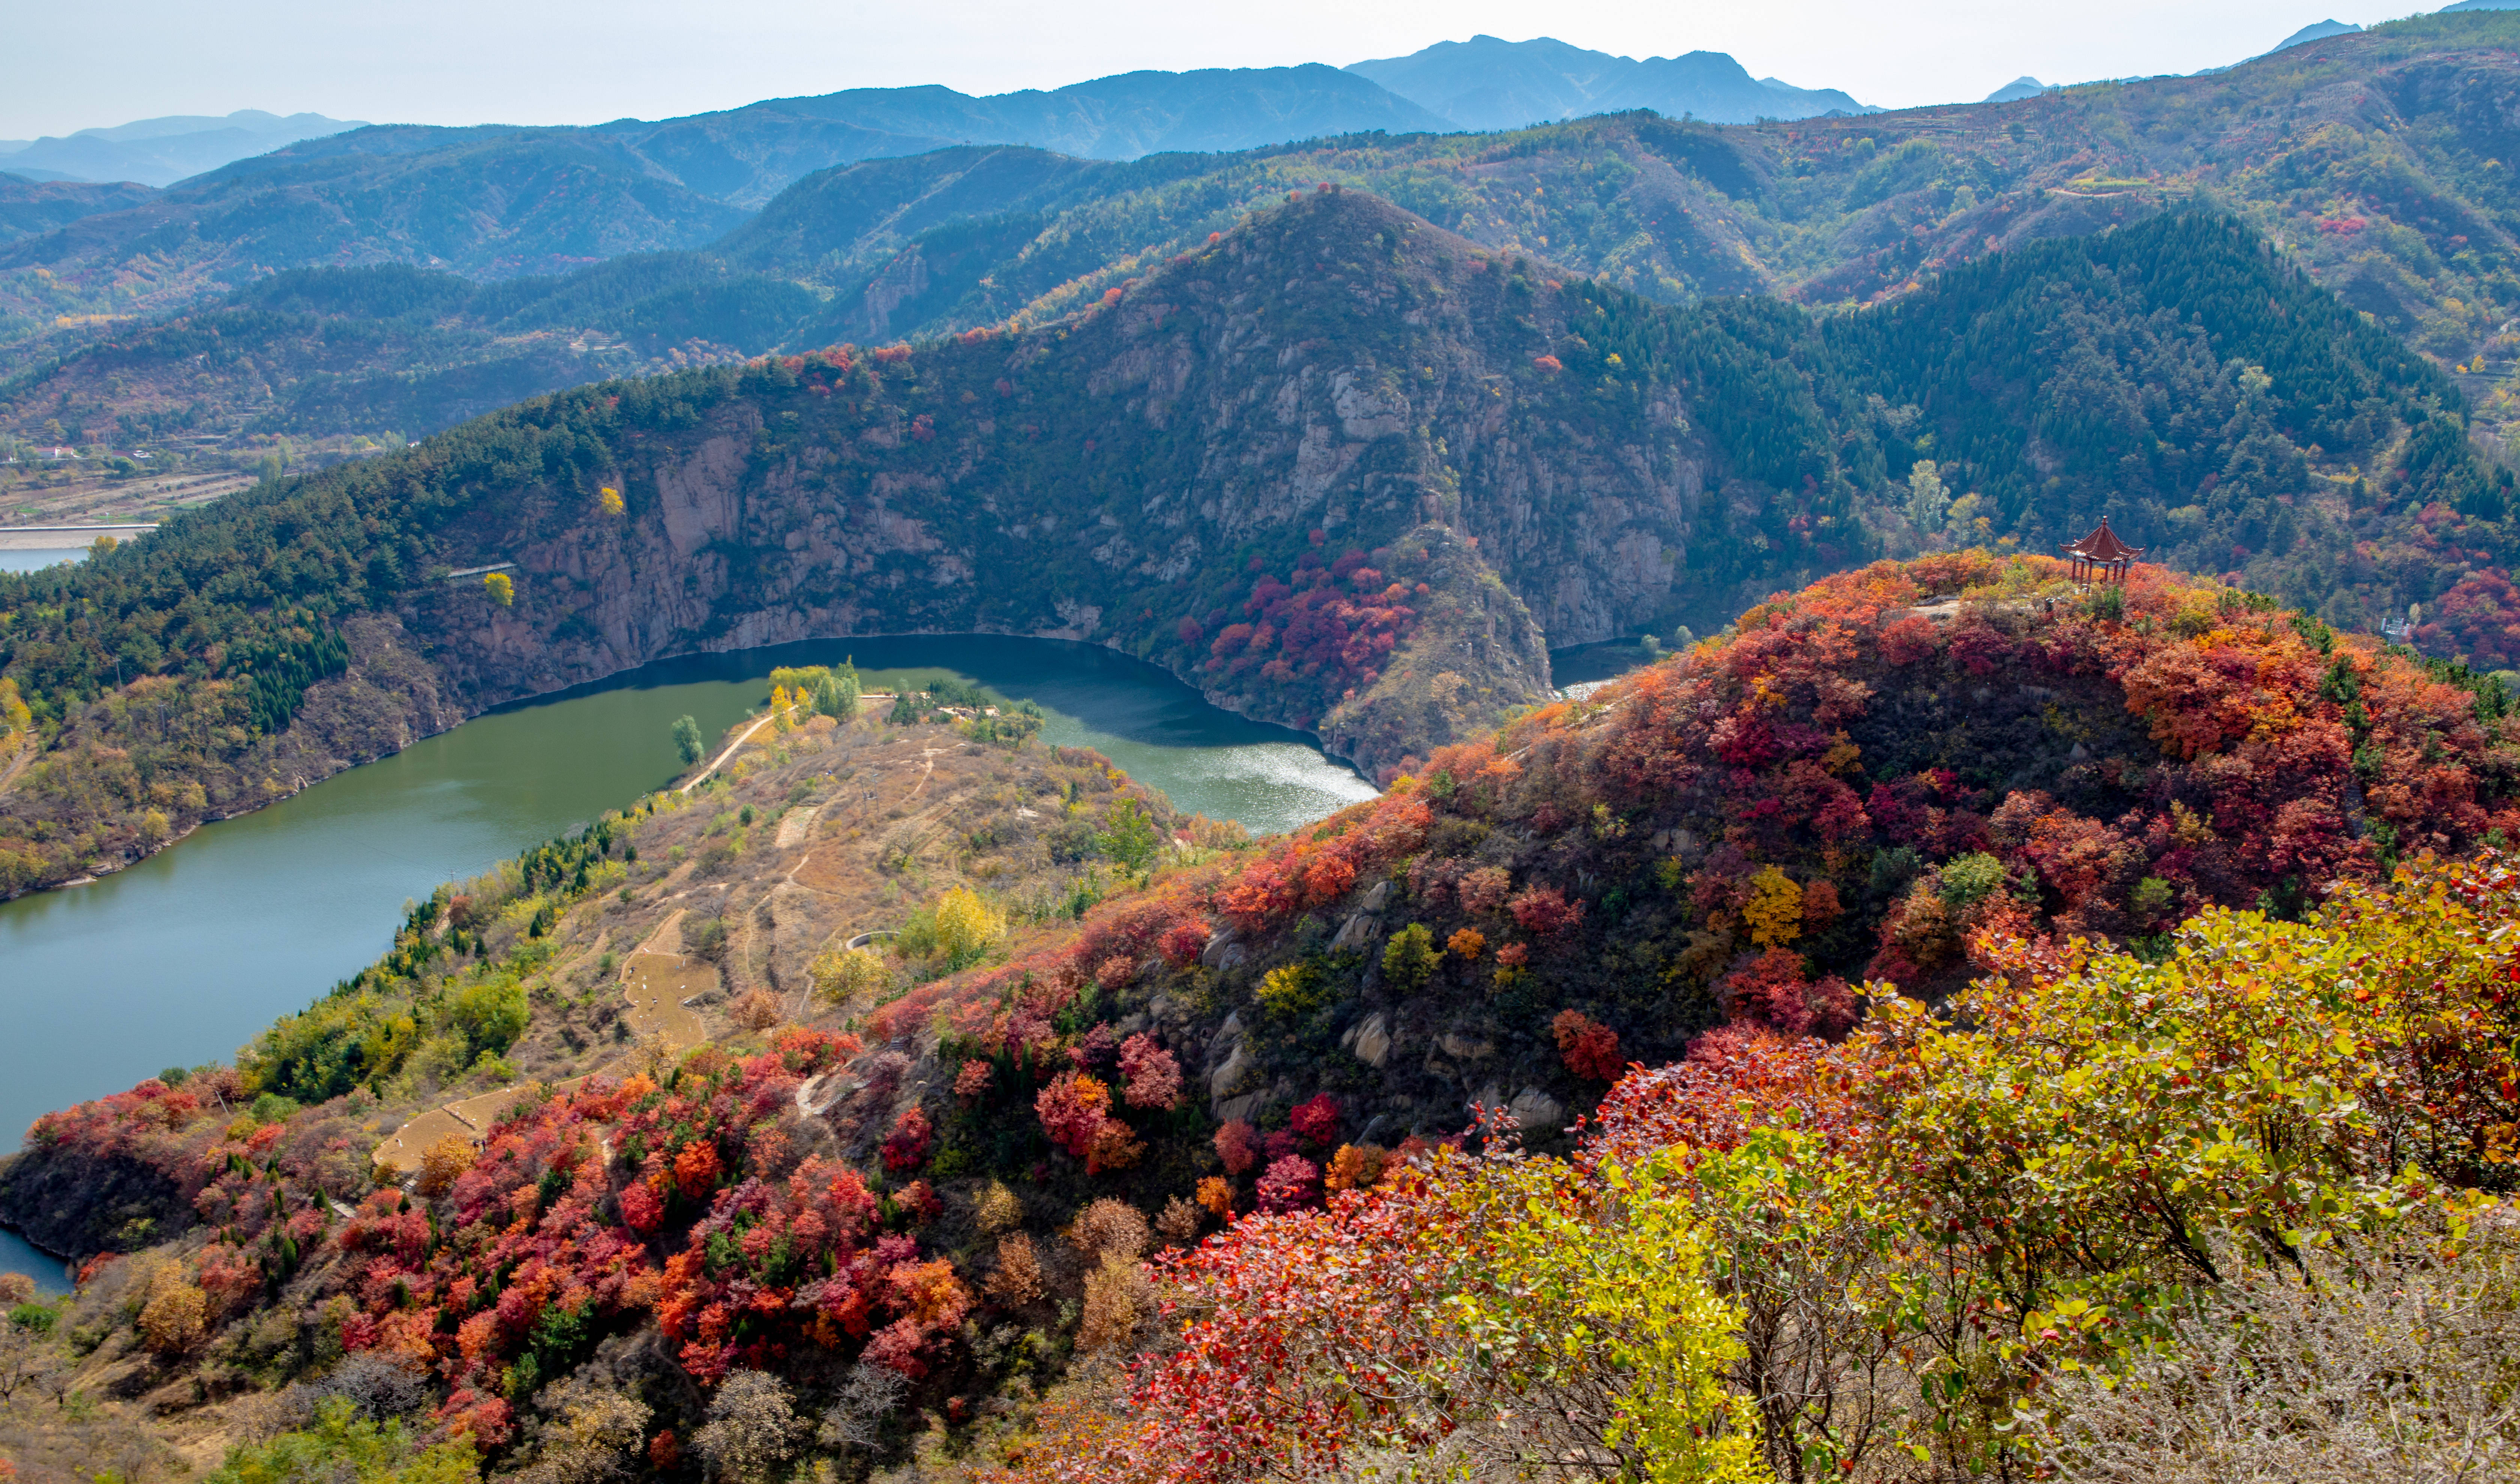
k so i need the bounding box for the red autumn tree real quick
[1288,1093,1341,1147]
[1550,1009,1624,1081]
[1119,1034,1183,1111]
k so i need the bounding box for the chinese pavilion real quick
[2060,518,2142,586]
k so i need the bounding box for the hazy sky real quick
[0,1,2442,140]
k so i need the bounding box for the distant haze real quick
[0,1,2455,141]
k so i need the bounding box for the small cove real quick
[0,635,1374,1167]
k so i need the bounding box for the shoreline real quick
[4,626,1378,903]
[0,1214,78,1293]
[0,523,157,551]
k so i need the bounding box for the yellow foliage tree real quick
[417,1134,476,1197]
[137,1264,208,1355]
[974,1180,1025,1233]
[598,486,624,516]
[0,676,30,762]
[1460,1158,1772,1482]
[1741,866,1804,948]
[808,946,891,1005]
[933,886,1006,970]
[483,572,513,607]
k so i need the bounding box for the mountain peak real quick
[1984,76,2052,103]
[1347,35,1869,131]
[2270,19,2361,51]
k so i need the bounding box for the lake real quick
[0,635,1377,1176]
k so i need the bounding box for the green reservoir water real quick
[0,637,1375,1190]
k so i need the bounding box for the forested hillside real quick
[22,10,2520,375]
[0,256,822,458]
[7,551,2518,1482]
[0,197,2485,896]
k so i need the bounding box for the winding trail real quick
[680,694,897,793]
[370,708,940,1176]
[370,913,713,1176]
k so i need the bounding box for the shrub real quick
[1070,1199,1151,1262]
[974,1181,1024,1234]
[1381,923,1441,989]
[1079,1253,1154,1352]
[1118,1033,1183,1111]
[1551,1009,1624,1081]
[880,1107,933,1173]
[986,1234,1045,1305]
[1256,961,1334,1018]
[1325,1143,1389,1192]
[690,1371,805,1484]
[136,1266,208,1355]
[933,886,1006,970]
[1157,1196,1206,1244]
[1256,1155,1323,1213]
[1740,866,1804,947]
[808,947,891,1005]
[1289,1093,1341,1147]
[727,987,780,1031]
[205,1397,479,1484]
[1458,866,1512,913]
[416,1134,476,1197]
[1215,1119,1260,1175]
[1508,885,1584,936]
[2034,1222,2520,1482]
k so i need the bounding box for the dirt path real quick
[682,712,782,793]
[621,913,714,1048]
[370,1079,561,1177]
[0,738,32,799]
[372,913,714,1177]
[370,728,946,1176]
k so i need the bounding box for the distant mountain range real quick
[0,110,364,186]
[1348,35,1870,129]
[648,66,1452,195]
[15,13,2520,381]
[0,47,1863,318]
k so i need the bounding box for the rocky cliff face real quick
[388,190,1732,776]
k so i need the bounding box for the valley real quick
[0,635,1370,1164]
[0,192,2481,902]
[5,550,2517,1483]
[9,16,2520,1484]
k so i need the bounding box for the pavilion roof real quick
[2061,517,2143,563]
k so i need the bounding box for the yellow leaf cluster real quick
[1741,865,1804,948]
[934,886,1007,969]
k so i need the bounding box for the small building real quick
[2060,518,2142,585]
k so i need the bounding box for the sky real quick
[0,1,2454,140]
